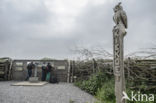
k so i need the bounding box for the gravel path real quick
[0,81,96,103]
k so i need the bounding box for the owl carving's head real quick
[113,2,123,12]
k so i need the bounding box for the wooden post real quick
[92,59,95,73]
[92,58,97,73]
[127,57,130,81]
[67,60,70,83]
[34,64,37,77]
[113,2,127,103]
[70,60,74,83]
[113,31,126,103]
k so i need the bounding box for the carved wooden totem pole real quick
[113,2,128,103]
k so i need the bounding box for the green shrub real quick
[75,71,155,103]
[74,72,113,95]
[96,79,115,103]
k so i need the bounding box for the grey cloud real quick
[0,0,156,59]
[19,5,51,24]
[0,0,52,42]
[72,3,113,46]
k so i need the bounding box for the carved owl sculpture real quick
[113,2,128,29]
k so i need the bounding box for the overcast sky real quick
[0,0,156,59]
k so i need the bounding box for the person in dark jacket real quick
[25,62,35,81]
[50,66,58,83]
[41,62,46,81]
[46,63,52,81]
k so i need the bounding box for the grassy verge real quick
[74,72,155,103]
[74,71,115,103]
